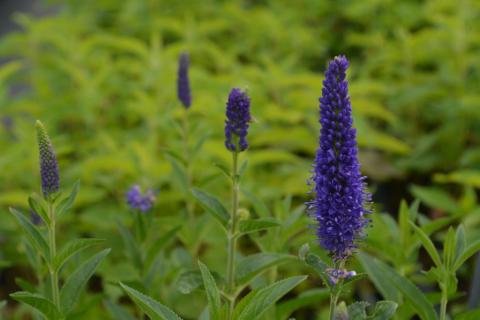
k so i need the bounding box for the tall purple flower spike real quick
[224,88,251,152]
[35,121,60,198]
[308,55,371,260]
[177,52,191,108]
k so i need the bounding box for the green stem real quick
[328,260,345,320]
[226,151,239,320]
[47,201,60,308]
[440,285,448,320]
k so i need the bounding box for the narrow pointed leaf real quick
[117,222,143,271]
[235,275,307,320]
[198,261,222,320]
[120,283,183,320]
[57,181,80,216]
[455,225,466,264]
[10,208,50,262]
[54,238,104,271]
[104,299,136,320]
[10,292,63,320]
[60,248,110,314]
[235,253,296,286]
[453,240,480,271]
[409,222,442,267]
[191,188,229,227]
[28,196,50,225]
[238,218,281,235]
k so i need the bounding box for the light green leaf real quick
[238,218,281,235]
[198,261,222,320]
[303,253,332,289]
[453,240,480,271]
[409,222,442,267]
[10,208,50,262]
[235,253,296,286]
[410,185,457,213]
[234,275,307,320]
[347,301,369,319]
[359,253,437,320]
[455,225,466,264]
[145,226,181,270]
[56,181,80,216]
[357,253,400,302]
[60,249,110,314]
[120,283,183,320]
[191,188,229,227]
[443,227,456,270]
[54,238,104,271]
[10,292,63,320]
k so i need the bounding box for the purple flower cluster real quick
[177,52,191,108]
[35,121,60,198]
[126,185,156,212]
[224,88,251,152]
[309,55,370,260]
[325,268,356,285]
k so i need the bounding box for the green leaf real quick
[60,248,110,314]
[145,226,181,270]
[176,270,203,294]
[56,181,80,216]
[276,288,329,320]
[104,299,136,320]
[166,155,188,193]
[54,238,104,271]
[455,225,466,264]
[357,253,400,302]
[117,222,143,271]
[347,301,369,319]
[28,195,50,225]
[10,292,63,320]
[198,261,222,320]
[370,300,398,320]
[359,253,437,320]
[234,275,307,320]
[409,222,442,267]
[443,227,456,270]
[235,253,296,286]
[10,208,50,262]
[410,185,457,213]
[454,308,480,320]
[191,188,229,228]
[120,283,183,320]
[453,239,480,271]
[303,253,332,289]
[238,218,281,235]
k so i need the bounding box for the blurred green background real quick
[1,0,480,319]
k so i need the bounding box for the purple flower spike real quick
[308,55,371,261]
[126,185,156,213]
[224,88,251,152]
[35,121,60,199]
[177,52,191,108]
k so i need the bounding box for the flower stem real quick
[329,291,339,320]
[226,150,239,320]
[47,201,60,308]
[440,286,448,320]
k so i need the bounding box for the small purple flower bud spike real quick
[35,121,60,199]
[224,88,251,152]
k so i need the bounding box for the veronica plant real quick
[9,121,110,319]
[301,56,396,319]
[119,89,306,320]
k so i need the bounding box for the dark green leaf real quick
[276,288,329,320]
[120,283,183,320]
[235,253,296,285]
[54,238,104,272]
[104,299,135,320]
[409,222,442,267]
[10,208,50,262]
[28,195,50,225]
[10,292,63,320]
[198,261,222,320]
[60,249,110,314]
[238,218,281,235]
[191,188,229,227]
[453,240,480,271]
[234,275,307,320]
[371,300,398,320]
[57,181,80,216]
